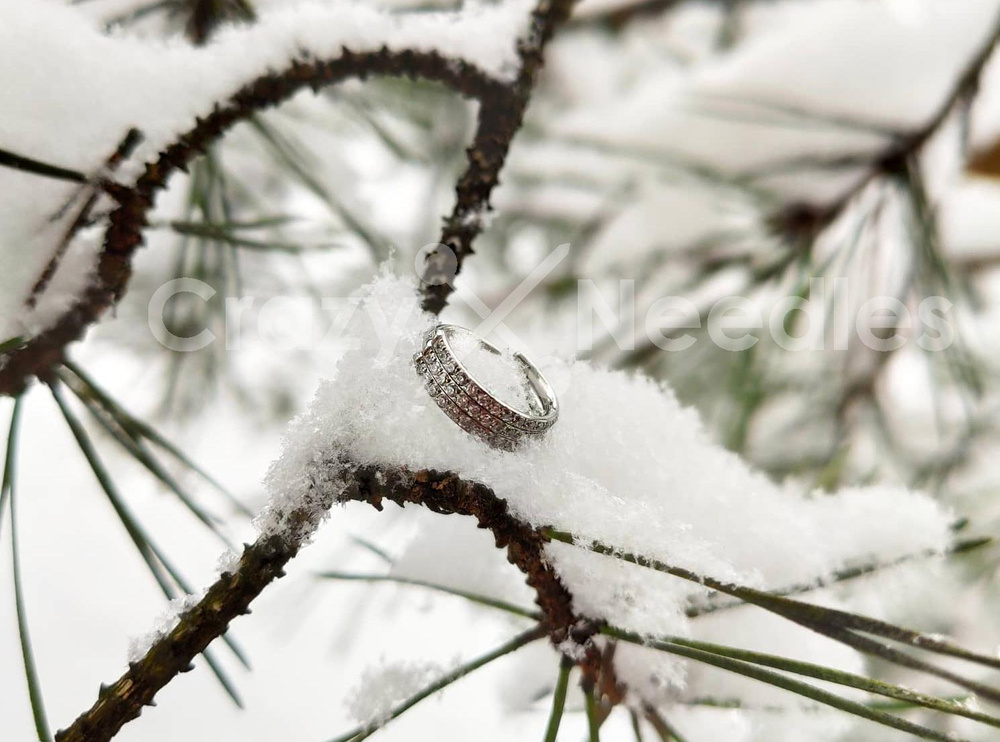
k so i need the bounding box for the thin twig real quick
[420,0,580,313]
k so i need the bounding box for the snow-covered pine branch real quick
[0,0,541,394]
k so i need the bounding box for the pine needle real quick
[608,628,964,742]
[0,336,26,354]
[346,535,395,566]
[547,530,1000,702]
[629,710,646,742]
[3,397,53,741]
[0,147,87,184]
[314,570,541,620]
[543,657,572,742]
[60,361,252,517]
[643,705,687,742]
[605,626,1000,732]
[58,368,233,547]
[49,382,249,700]
[584,686,602,742]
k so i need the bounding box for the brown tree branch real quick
[54,464,600,742]
[419,0,579,313]
[26,129,145,309]
[1,0,580,390]
[0,48,504,398]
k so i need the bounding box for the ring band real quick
[413,324,558,450]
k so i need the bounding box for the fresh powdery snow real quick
[0,0,532,343]
[345,659,445,726]
[260,271,955,707]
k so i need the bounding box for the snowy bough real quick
[2,0,1000,741]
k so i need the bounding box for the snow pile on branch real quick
[262,271,954,715]
[0,0,533,342]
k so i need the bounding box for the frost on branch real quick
[0,0,533,344]
[261,271,954,711]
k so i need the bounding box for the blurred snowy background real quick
[4,0,1000,740]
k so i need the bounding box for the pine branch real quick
[0,48,505,398]
[2,0,577,386]
[546,530,1000,703]
[55,463,595,742]
[25,129,143,308]
[53,532,295,742]
[48,380,249,699]
[420,0,580,313]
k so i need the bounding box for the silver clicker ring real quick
[413,324,559,450]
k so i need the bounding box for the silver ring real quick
[413,324,559,450]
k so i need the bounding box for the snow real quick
[127,593,203,662]
[447,328,532,412]
[261,271,955,701]
[345,658,445,726]
[389,511,536,610]
[0,0,535,343]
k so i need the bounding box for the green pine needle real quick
[643,705,688,742]
[58,368,233,548]
[609,628,963,742]
[688,535,992,618]
[249,116,389,261]
[547,529,1000,703]
[629,710,645,742]
[314,570,541,621]
[346,535,396,566]
[60,361,252,517]
[0,336,26,354]
[605,626,1000,732]
[49,381,249,697]
[584,686,602,742]
[4,397,53,741]
[543,657,572,742]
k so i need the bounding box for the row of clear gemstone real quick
[414,351,519,449]
[423,334,551,434]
